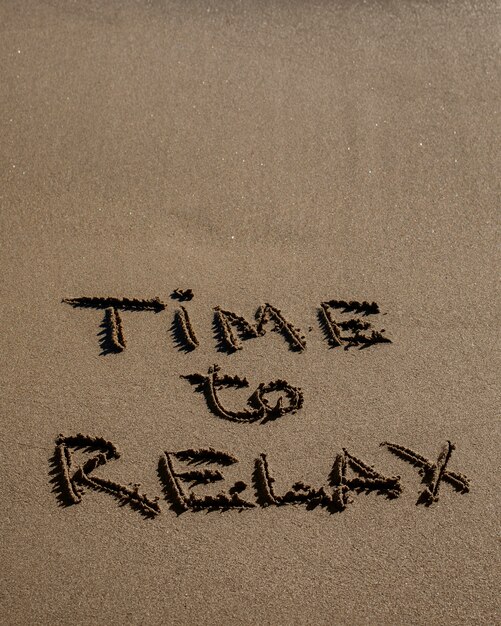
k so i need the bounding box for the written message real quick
[54,292,471,518]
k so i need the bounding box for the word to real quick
[51,434,470,519]
[181,364,303,423]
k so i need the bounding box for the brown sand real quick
[0,1,499,624]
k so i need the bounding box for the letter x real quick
[381,441,470,505]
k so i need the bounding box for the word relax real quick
[62,295,391,355]
[51,434,471,518]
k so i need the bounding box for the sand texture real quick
[0,1,499,624]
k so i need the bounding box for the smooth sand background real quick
[1,1,499,624]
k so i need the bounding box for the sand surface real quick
[1,1,499,624]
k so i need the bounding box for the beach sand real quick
[0,1,499,624]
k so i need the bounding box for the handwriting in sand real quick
[51,434,470,518]
[181,364,303,423]
[62,294,391,355]
[54,291,472,518]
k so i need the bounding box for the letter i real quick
[172,304,199,351]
